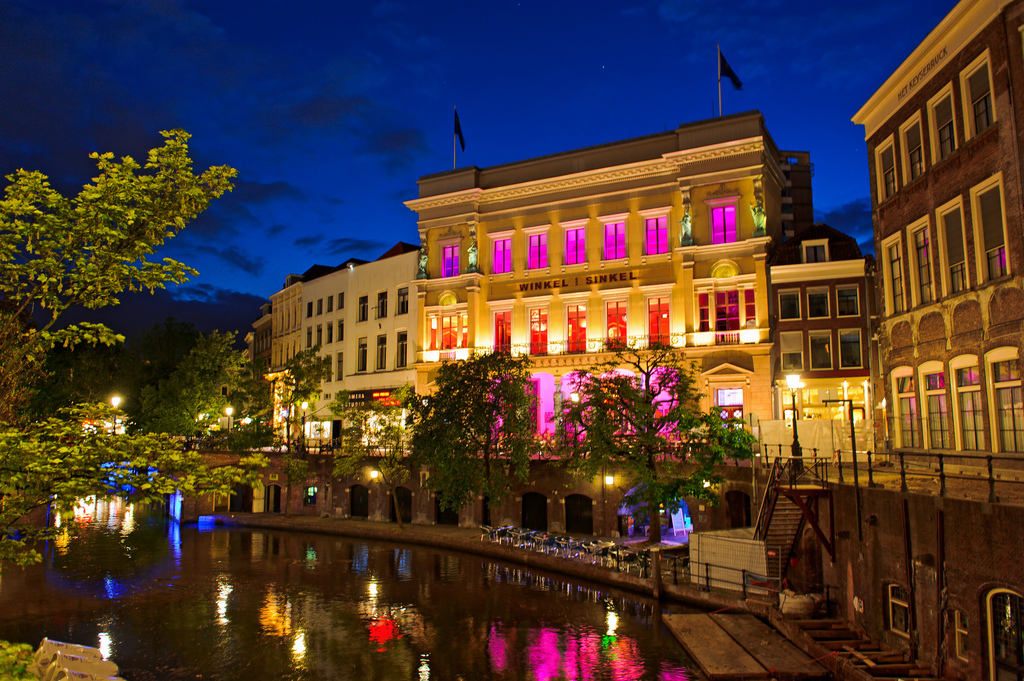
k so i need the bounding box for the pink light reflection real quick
[488,624,509,673]
[526,627,562,681]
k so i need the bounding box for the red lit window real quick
[711,206,737,244]
[698,293,710,332]
[567,305,587,353]
[604,222,626,259]
[648,297,669,345]
[530,308,548,355]
[716,291,740,331]
[744,289,755,325]
[494,311,512,353]
[645,216,668,255]
[432,314,466,350]
[606,301,627,347]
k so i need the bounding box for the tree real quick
[332,387,412,527]
[557,346,755,544]
[408,353,536,522]
[0,403,265,566]
[136,330,244,437]
[0,130,245,566]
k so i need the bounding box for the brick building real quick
[853,0,1024,678]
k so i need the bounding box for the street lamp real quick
[786,374,803,479]
[110,395,121,434]
[300,401,309,454]
[225,406,233,431]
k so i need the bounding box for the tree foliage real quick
[408,353,536,516]
[273,347,331,454]
[0,404,265,567]
[332,387,412,527]
[558,347,755,543]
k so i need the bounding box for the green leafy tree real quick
[408,353,536,522]
[137,330,244,437]
[0,403,265,566]
[0,130,245,566]
[222,357,278,453]
[332,387,412,527]
[557,346,755,544]
[274,347,331,454]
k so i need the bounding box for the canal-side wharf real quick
[209,512,923,681]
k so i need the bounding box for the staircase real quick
[790,620,942,680]
[762,494,803,580]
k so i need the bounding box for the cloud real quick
[231,179,305,204]
[324,237,386,257]
[816,197,876,254]
[192,244,266,276]
[294,234,324,248]
[358,127,428,171]
[266,224,287,237]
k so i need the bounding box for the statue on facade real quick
[750,196,766,237]
[417,246,429,279]
[467,238,479,273]
[679,207,693,246]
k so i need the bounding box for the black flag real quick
[454,108,466,152]
[719,51,743,91]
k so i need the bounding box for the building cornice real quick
[405,138,767,213]
[771,259,866,283]
[853,0,1010,140]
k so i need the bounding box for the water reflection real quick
[0,503,700,680]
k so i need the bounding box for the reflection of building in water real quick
[406,112,794,430]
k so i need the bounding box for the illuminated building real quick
[406,111,794,425]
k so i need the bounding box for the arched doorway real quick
[521,492,547,531]
[264,484,282,514]
[350,484,369,519]
[989,589,1024,680]
[391,487,412,523]
[725,490,752,528]
[229,483,253,512]
[564,494,593,534]
[435,497,459,526]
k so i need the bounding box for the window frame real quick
[526,231,548,270]
[950,354,983,451]
[778,290,801,320]
[376,290,388,319]
[602,218,627,261]
[892,366,919,449]
[836,286,859,317]
[802,239,829,264]
[969,173,1009,284]
[493,309,512,354]
[899,112,926,183]
[605,299,628,348]
[640,209,670,256]
[357,338,368,373]
[888,584,911,637]
[806,287,830,319]
[376,334,387,371]
[647,295,670,347]
[954,609,968,662]
[396,331,408,368]
[706,197,739,245]
[881,232,906,315]
[357,295,369,322]
[987,347,1023,454]
[563,219,588,266]
[529,306,548,356]
[936,196,969,297]
[441,243,460,278]
[565,303,588,354]
[906,217,934,307]
[838,329,862,369]
[920,361,950,450]
[491,230,513,275]
[808,330,833,370]
[874,135,898,201]
[927,83,958,164]
[960,50,995,141]
[397,287,409,315]
[780,330,803,372]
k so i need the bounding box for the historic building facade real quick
[769,225,875,426]
[854,1,1024,678]
[406,111,791,430]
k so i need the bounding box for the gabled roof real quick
[770,223,862,267]
[376,241,420,260]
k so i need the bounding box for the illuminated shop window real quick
[566,305,587,354]
[493,237,512,274]
[494,311,512,354]
[604,222,626,260]
[606,301,627,348]
[648,297,669,346]
[529,308,548,355]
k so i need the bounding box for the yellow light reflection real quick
[292,630,306,663]
[217,581,233,625]
[606,610,618,636]
[259,590,293,637]
[98,632,112,660]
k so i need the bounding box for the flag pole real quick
[717,44,722,118]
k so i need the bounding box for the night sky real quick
[4,0,955,340]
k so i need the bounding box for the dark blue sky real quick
[3,0,955,338]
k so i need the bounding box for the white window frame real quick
[806,287,830,319]
[600,212,630,262]
[874,134,898,201]
[905,216,934,307]
[778,289,801,320]
[950,354,982,452]
[881,232,906,316]
[986,346,1021,454]
[935,196,969,297]
[808,330,832,370]
[927,82,958,164]
[888,584,911,638]
[638,207,671,258]
[954,609,968,662]
[960,50,995,141]
[969,173,1009,284]
[561,218,588,268]
[899,111,926,183]
[780,330,803,372]
[918,360,947,450]
[523,224,550,271]
[891,366,916,449]
[802,238,829,264]
[838,329,862,369]
[489,228,515,276]
[836,286,860,317]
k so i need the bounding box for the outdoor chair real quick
[41,652,120,681]
[479,525,494,542]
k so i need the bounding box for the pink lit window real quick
[493,238,512,274]
[716,291,740,331]
[442,245,459,277]
[606,301,627,346]
[530,308,548,355]
[645,216,668,255]
[604,222,626,259]
[567,305,587,353]
[565,227,586,265]
[648,297,669,346]
[494,311,512,353]
[711,206,737,244]
[527,234,548,269]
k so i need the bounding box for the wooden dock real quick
[663,613,829,680]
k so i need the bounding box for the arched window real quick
[987,589,1023,680]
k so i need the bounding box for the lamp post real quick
[300,401,309,455]
[225,406,233,431]
[110,395,121,435]
[786,374,803,480]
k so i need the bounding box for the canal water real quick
[0,500,702,680]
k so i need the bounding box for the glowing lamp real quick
[370,470,379,479]
[604,475,614,485]
[110,396,121,409]
[225,406,233,417]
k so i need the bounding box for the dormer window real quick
[803,239,829,263]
